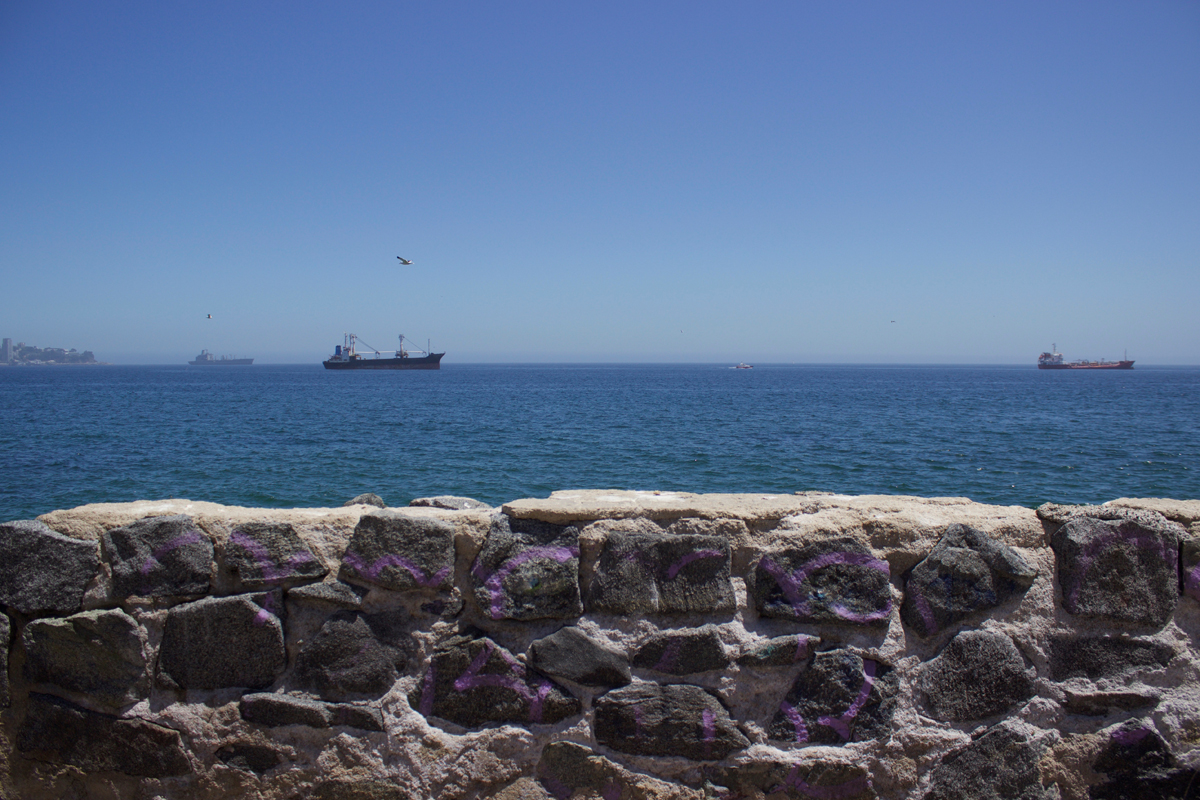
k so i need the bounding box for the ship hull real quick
[1038,361,1134,370]
[323,353,444,370]
[189,358,254,365]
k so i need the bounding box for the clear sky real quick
[2,2,1197,364]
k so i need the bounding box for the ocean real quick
[1,363,1197,522]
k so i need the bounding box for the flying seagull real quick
[397,257,413,265]
[207,314,212,319]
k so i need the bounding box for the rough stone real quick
[1089,721,1200,799]
[536,741,690,800]
[0,613,9,708]
[924,724,1052,800]
[631,624,730,675]
[410,495,493,510]
[329,703,384,731]
[411,634,580,728]
[311,781,411,800]
[918,630,1034,721]
[215,742,283,773]
[224,520,327,590]
[527,626,630,687]
[0,519,99,615]
[1062,690,1159,716]
[344,493,387,508]
[470,515,582,621]
[586,531,735,615]
[239,692,332,727]
[1051,515,1180,629]
[713,759,874,800]
[158,592,287,690]
[737,634,817,667]
[287,580,368,609]
[102,514,213,600]
[22,608,148,708]
[900,523,1037,637]
[293,610,409,700]
[18,692,190,777]
[768,649,898,745]
[594,682,749,760]
[752,538,892,626]
[1183,536,1200,604]
[340,509,457,593]
[1046,635,1175,681]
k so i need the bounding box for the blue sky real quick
[2,2,1197,364]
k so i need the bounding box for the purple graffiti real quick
[230,531,315,584]
[1065,530,1177,610]
[252,592,278,627]
[474,545,578,619]
[1186,562,1200,602]
[759,553,892,623]
[418,664,436,716]
[1111,726,1151,746]
[912,591,938,635]
[795,635,813,662]
[702,708,717,758]
[665,549,724,580]
[652,640,682,673]
[449,641,555,723]
[778,659,877,743]
[343,550,451,589]
[772,764,871,799]
[139,531,204,576]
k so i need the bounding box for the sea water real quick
[1,363,1197,521]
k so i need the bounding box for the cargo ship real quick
[189,350,253,366]
[1037,344,1133,370]
[323,333,444,370]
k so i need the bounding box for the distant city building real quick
[2,338,11,364]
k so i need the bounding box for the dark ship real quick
[1037,344,1133,370]
[323,334,444,370]
[189,350,253,365]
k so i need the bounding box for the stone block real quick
[240,692,332,727]
[410,635,580,728]
[224,521,327,590]
[900,523,1036,637]
[1184,536,1200,604]
[22,608,147,708]
[737,634,817,667]
[102,514,212,600]
[215,742,283,773]
[0,613,9,708]
[329,702,384,731]
[0,519,99,615]
[536,741,630,800]
[158,593,286,690]
[768,649,897,745]
[18,692,190,777]
[410,495,492,510]
[341,510,457,593]
[752,538,892,626]
[1062,690,1159,716]
[594,683,749,760]
[712,760,874,800]
[631,624,729,675]
[1051,515,1180,629]
[287,580,368,609]
[469,516,582,621]
[293,610,409,700]
[918,630,1034,721]
[925,724,1052,800]
[1047,635,1175,681]
[585,531,735,615]
[528,626,630,687]
[312,781,411,800]
[344,493,386,507]
[1089,721,1200,799]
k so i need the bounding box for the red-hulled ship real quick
[1037,344,1133,370]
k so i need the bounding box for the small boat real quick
[1037,344,1133,370]
[189,349,253,365]
[323,333,444,370]
[734,363,753,369]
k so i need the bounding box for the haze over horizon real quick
[2,2,1197,366]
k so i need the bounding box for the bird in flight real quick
[207,314,212,319]
[397,257,413,265]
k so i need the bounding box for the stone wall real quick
[2,490,1199,799]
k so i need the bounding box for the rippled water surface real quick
[1,364,1197,520]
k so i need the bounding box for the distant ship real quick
[734,363,753,369]
[1037,344,1133,370]
[323,333,444,370]
[189,349,253,366]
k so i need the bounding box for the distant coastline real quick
[1,338,107,366]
